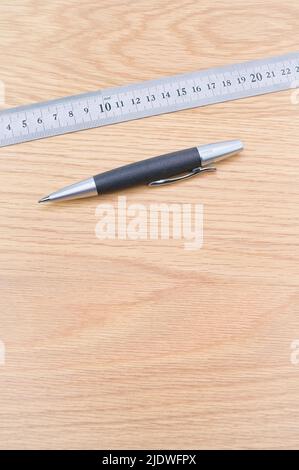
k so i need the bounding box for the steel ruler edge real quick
[0,51,298,148]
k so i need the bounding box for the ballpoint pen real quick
[38,140,243,203]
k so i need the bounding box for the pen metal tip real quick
[38,195,51,203]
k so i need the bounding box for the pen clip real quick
[148,166,216,187]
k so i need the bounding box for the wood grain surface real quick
[0,0,299,450]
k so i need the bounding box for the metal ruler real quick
[1,52,298,148]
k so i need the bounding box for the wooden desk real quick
[0,0,298,450]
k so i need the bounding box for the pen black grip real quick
[94,147,200,194]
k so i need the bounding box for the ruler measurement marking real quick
[0,52,298,147]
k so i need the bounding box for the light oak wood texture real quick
[0,0,299,450]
